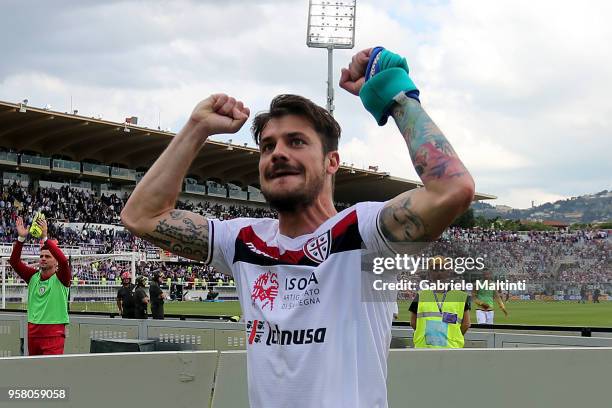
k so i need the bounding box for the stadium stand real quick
[0,180,609,295]
[0,100,608,302]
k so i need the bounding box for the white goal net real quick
[1,252,138,313]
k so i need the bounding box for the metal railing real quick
[0,151,18,163]
[52,159,81,172]
[19,154,50,167]
[82,162,110,176]
[207,186,227,197]
[110,167,136,180]
[185,184,206,194]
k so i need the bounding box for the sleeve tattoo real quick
[378,96,470,243]
[143,210,209,261]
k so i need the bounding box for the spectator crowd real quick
[0,181,609,296]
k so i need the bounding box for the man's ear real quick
[326,151,340,175]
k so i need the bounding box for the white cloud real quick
[0,0,610,209]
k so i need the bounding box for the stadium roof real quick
[0,100,496,203]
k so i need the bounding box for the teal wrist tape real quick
[359,68,418,125]
[376,49,410,75]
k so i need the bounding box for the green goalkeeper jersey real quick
[27,272,69,325]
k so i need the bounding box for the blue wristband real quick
[365,46,385,81]
[359,68,418,125]
[359,48,420,125]
[405,89,420,103]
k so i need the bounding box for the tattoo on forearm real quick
[391,97,467,182]
[379,195,429,242]
[142,210,209,260]
[143,234,172,248]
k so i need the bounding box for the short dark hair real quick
[251,94,341,154]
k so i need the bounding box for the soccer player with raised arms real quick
[122,46,475,407]
[10,216,71,355]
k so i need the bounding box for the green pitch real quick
[4,300,612,327]
[398,300,612,327]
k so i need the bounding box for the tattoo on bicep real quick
[379,197,428,242]
[169,210,185,220]
[143,212,209,260]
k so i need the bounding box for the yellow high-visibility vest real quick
[413,290,467,349]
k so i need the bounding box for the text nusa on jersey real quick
[247,320,327,346]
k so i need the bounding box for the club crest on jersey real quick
[38,286,46,296]
[251,271,279,311]
[303,230,332,264]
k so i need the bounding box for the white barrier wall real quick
[387,348,612,407]
[1,348,611,408]
[0,351,217,408]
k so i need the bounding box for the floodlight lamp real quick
[306,0,356,49]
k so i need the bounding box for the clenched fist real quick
[339,48,373,95]
[189,94,250,138]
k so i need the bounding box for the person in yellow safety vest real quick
[217,278,223,287]
[410,256,471,348]
[101,276,107,286]
[229,279,235,287]
[72,276,78,286]
[194,277,199,289]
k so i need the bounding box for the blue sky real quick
[1,0,610,208]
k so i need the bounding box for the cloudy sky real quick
[1,0,610,208]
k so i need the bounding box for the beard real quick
[261,165,326,214]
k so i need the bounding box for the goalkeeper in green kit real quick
[10,215,71,355]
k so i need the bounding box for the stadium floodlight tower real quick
[306,0,356,116]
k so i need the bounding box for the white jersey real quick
[207,202,395,408]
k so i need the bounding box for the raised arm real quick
[120,94,249,261]
[9,217,37,283]
[381,96,474,241]
[340,48,475,243]
[38,218,71,287]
